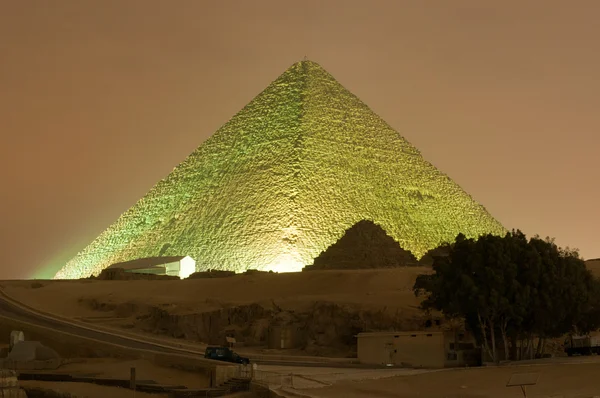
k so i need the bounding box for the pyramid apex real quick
[288,58,323,69]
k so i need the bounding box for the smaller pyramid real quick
[304,220,418,271]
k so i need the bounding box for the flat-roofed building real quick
[357,330,479,368]
[106,256,196,279]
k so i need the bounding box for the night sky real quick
[1,1,598,279]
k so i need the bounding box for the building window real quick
[447,352,457,361]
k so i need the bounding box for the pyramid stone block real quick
[55,61,505,279]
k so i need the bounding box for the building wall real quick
[129,267,166,275]
[358,332,445,368]
[163,261,181,276]
[443,330,479,367]
[357,334,394,365]
[395,333,445,368]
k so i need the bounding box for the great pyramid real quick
[55,60,505,279]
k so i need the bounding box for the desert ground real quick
[2,262,599,397]
[2,267,428,316]
[0,267,432,358]
[15,358,214,398]
[287,359,600,398]
[20,379,254,398]
[16,358,600,397]
[8,261,596,324]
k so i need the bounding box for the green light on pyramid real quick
[55,60,505,279]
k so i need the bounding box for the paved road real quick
[0,294,394,369]
[0,295,201,356]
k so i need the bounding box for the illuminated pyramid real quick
[55,60,505,279]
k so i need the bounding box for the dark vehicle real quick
[204,346,250,364]
[564,335,600,356]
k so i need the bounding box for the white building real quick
[107,256,196,279]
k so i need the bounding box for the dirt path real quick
[301,361,600,398]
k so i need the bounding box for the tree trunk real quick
[477,313,493,362]
[518,335,525,360]
[538,337,547,358]
[529,336,535,359]
[490,319,497,363]
[510,333,518,361]
[500,320,510,361]
[542,338,547,356]
[536,337,546,357]
[522,336,531,359]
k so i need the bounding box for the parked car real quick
[204,346,250,364]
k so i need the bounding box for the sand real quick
[20,380,169,398]
[287,359,600,398]
[5,263,596,320]
[1,267,429,317]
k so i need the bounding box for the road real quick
[0,294,202,356]
[0,292,384,368]
[0,293,351,367]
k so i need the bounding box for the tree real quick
[414,233,505,362]
[414,231,600,363]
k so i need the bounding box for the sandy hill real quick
[5,268,428,315]
[1,268,432,357]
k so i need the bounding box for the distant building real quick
[106,256,196,279]
[357,330,480,368]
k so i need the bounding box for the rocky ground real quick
[1,268,434,357]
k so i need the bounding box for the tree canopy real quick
[414,231,600,362]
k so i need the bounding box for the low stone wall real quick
[151,352,221,385]
[0,358,61,371]
[213,364,240,387]
[0,369,27,398]
[187,270,236,279]
[20,387,68,398]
